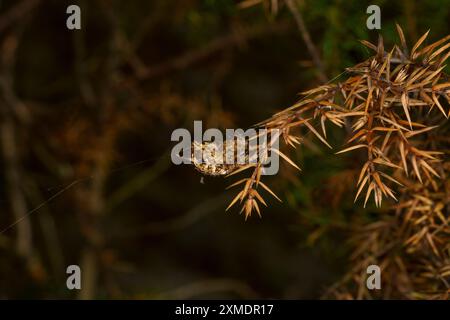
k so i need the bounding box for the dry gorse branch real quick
[192,26,450,221]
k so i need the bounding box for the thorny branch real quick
[192,24,450,299]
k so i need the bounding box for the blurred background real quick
[0,0,448,299]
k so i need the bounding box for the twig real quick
[75,0,121,299]
[285,0,328,83]
[114,194,230,238]
[0,0,40,34]
[155,278,259,299]
[0,28,32,261]
[132,21,292,79]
